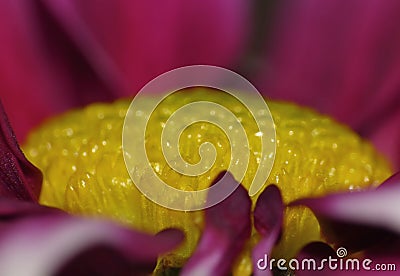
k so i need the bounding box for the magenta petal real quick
[0,101,42,202]
[40,0,250,96]
[259,0,400,170]
[181,172,251,276]
[291,172,400,235]
[252,185,284,276]
[0,214,184,276]
[38,0,129,98]
[1,0,250,139]
[369,109,400,170]
[0,198,61,221]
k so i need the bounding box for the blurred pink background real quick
[0,0,398,169]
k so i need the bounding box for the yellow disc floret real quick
[24,89,392,274]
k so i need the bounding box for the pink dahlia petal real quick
[181,172,252,276]
[294,174,400,251]
[0,0,115,140]
[290,178,400,275]
[0,101,42,202]
[252,185,284,276]
[0,1,58,140]
[259,0,400,169]
[291,173,400,244]
[37,0,129,99]
[0,214,184,276]
[39,0,251,96]
[2,0,250,139]
[370,110,400,170]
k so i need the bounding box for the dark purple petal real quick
[362,240,400,275]
[297,241,400,276]
[252,185,284,276]
[0,101,42,202]
[298,241,336,260]
[181,172,251,276]
[296,242,336,276]
[311,218,396,253]
[0,213,184,276]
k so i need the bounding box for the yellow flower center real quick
[23,89,391,275]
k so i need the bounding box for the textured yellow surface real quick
[24,89,391,274]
